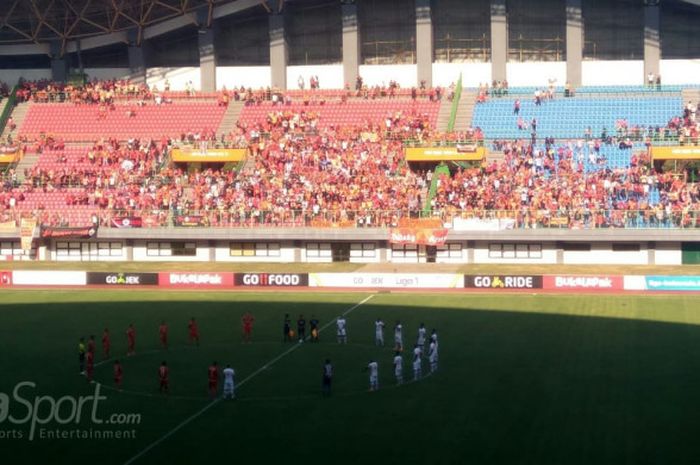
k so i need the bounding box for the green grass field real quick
[2,290,700,465]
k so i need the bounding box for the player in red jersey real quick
[102,328,111,359]
[208,361,219,399]
[241,312,255,343]
[126,323,136,356]
[159,361,169,394]
[85,350,95,382]
[113,360,123,389]
[87,335,96,355]
[159,321,169,349]
[188,317,200,346]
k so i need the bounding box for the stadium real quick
[0,0,700,464]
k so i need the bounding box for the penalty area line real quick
[122,294,375,465]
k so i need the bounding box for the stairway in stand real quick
[453,91,476,132]
[217,101,245,137]
[0,101,30,142]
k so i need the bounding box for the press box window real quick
[350,243,376,258]
[489,243,542,259]
[306,243,331,258]
[230,242,281,257]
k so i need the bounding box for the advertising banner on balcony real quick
[20,218,36,251]
[405,146,486,162]
[651,146,700,160]
[40,225,97,239]
[110,216,143,228]
[0,147,21,164]
[0,221,16,232]
[389,227,448,246]
[174,215,207,227]
[452,217,516,231]
[171,148,246,163]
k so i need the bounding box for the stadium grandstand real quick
[0,0,699,265]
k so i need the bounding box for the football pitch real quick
[2,290,700,465]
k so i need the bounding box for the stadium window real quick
[612,243,641,252]
[391,244,418,259]
[146,242,194,257]
[1,241,35,258]
[172,242,197,257]
[56,241,81,257]
[231,242,281,257]
[350,243,376,258]
[306,243,331,258]
[562,243,591,252]
[489,243,542,259]
[436,243,462,258]
[98,242,123,257]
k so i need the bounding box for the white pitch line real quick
[122,294,375,465]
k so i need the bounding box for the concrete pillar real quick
[50,41,68,82]
[127,30,147,84]
[269,12,288,90]
[490,0,507,83]
[198,30,217,92]
[644,3,661,84]
[342,3,361,88]
[416,0,433,87]
[566,0,583,87]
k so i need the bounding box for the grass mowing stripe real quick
[122,294,375,465]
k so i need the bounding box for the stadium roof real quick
[0,0,248,47]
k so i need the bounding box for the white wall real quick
[84,68,132,81]
[654,242,682,265]
[146,67,200,91]
[432,63,491,88]
[473,241,558,264]
[0,69,51,84]
[359,64,417,88]
[216,66,271,90]
[213,241,296,262]
[287,65,344,90]
[505,62,566,87]
[563,243,648,265]
[659,60,700,85]
[582,60,644,86]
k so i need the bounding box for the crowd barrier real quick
[0,271,698,292]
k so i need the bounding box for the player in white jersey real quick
[393,351,403,385]
[430,329,438,345]
[222,364,235,399]
[416,323,426,352]
[336,316,347,344]
[394,320,403,352]
[375,318,385,346]
[366,360,379,391]
[428,340,438,373]
[412,344,422,381]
